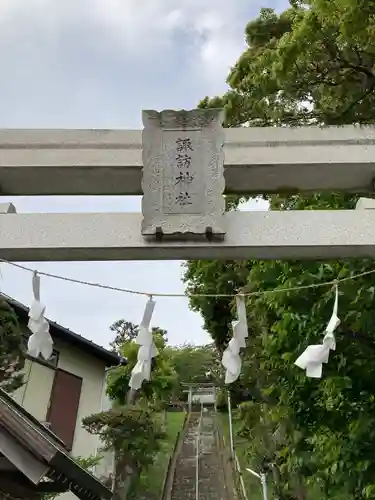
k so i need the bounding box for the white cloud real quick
[0,0,274,96]
[89,0,259,89]
[0,0,283,348]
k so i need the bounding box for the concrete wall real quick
[12,358,55,421]
[94,392,114,485]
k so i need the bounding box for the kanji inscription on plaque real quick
[141,108,226,238]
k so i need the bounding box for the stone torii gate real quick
[181,383,217,412]
[0,108,375,262]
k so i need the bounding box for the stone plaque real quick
[141,108,226,239]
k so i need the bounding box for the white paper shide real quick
[27,272,53,361]
[222,295,249,384]
[129,298,159,391]
[295,285,340,378]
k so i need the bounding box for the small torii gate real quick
[0,108,375,261]
[181,383,217,412]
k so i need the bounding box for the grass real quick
[220,412,266,500]
[138,411,186,498]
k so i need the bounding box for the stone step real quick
[170,412,228,500]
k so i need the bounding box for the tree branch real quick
[340,328,375,351]
[335,83,375,120]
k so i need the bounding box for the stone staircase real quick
[170,413,200,500]
[168,411,228,500]
[198,411,227,500]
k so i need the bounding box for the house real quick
[0,387,112,500]
[1,294,120,497]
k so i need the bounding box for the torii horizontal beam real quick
[1,209,374,261]
[0,126,375,195]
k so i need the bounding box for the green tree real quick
[183,261,251,351]
[110,319,167,353]
[83,406,165,499]
[107,323,178,406]
[85,321,174,499]
[184,2,375,499]
[167,343,221,384]
[166,343,222,401]
[0,299,25,393]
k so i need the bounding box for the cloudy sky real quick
[0,0,283,348]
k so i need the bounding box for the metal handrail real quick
[245,468,268,500]
[234,453,249,500]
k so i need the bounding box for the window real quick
[47,369,83,450]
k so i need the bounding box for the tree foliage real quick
[83,406,165,471]
[108,321,222,406]
[82,406,165,498]
[167,343,221,384]
[183,261,251,351]
[107,324,178,405]
[0,299,25,393]
[110,319,167,353]
[184,1,375,499]
[86,320,175,498]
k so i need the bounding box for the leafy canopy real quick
[0,299,25,393]
[184,1,375,498]
[82,406,165,471]
[84,319,173,498]
[107,322,178,405]
[166,343,221,384]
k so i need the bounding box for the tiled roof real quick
[0,388,112,500]
[1,293,120,366]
